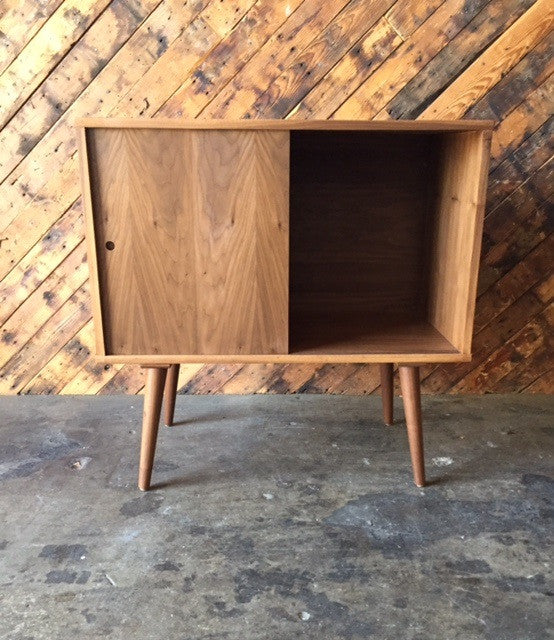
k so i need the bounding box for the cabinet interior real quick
[288,130,483,357]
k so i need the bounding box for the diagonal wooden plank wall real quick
[0,0,552,396]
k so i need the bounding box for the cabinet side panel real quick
[460,130,492,352]
[78,129,106,355]
[428,130,491,353]
[86,128,289,356]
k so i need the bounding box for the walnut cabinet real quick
[77,119,493,490]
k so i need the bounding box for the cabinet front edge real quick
[74,118,495,131]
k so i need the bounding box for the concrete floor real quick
[0,394,552,640]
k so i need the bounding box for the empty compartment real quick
[289,129,485,357]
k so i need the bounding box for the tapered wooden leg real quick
[139,367,167,491]
[164,364,180,426]
[380,363,394,425]
[399,365,425,487]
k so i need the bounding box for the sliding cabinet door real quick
[84,128,289,356]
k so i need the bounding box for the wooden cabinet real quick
[77,119,493,490]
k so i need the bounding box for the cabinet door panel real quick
[86,128,289,355]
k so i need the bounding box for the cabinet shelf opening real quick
[289,129,484,358]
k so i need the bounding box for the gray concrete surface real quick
[0,394,552,640]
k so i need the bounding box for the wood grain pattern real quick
[76,118,493,130]
[419,0,554,119]
[84,127,289,356]
[0,0,65,75]
[428,130,492,354]
[0,0,112,127]
[0,0,551,395]
[332,0,493,120]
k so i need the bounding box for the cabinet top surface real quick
[76,118,494,132]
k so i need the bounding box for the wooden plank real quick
[383,0,535,119]
[115,3,248,117]
[451,305,552,393]
[75,118,493,130]
[265,364,318,393]
[523,368,553,393]
[486,117,553,211]
[179,364,243,394]
[93,351,470,365]
[489,75,553,166]
[201,0,354,118]
[159,0,306,118]
[0,0,112,125]
[482,157,553,251]
[78,127,104,355]
[419,0,554,118]
[0,0,162,182]
[97,364,147,395]
[0,284,91,393]
[467,33,554,120]
[384,0,444,38]
[20,321,94,394]
[479,200,550,296]
[0,0,64,74]
[473,235,553,332]
[534,273,554,306]
[0,243,88,368]
[428,130,492,353]
[217,364,283,394]
[332,0,490,118]
[494,334,552,392]
[85,127,289,355]
[201,0,259,38]
[60,346,124,394]
[0,201,83,325]
[288,16,403,119]
[0,157,82,281]
[321,364,382,395]
[294,364,360,394]
[240,0,396,119]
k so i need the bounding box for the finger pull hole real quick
[106,241,115,251]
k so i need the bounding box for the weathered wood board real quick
[0,0,552,394]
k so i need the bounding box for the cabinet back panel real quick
[290,131,441,337]
[86,128,289,356]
